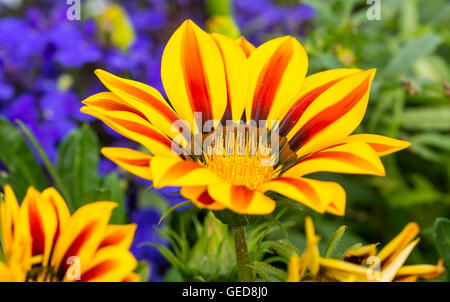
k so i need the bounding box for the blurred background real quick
[0,0,448,281]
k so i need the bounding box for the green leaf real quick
[268,240,298,262]
[57,124,100,210]
[102,173,127,224]
[17,121,73,211]
[0,117,48,199]
[383,34,442,78]
[158,201,192,225]
[402,107,450,131]
[250,261,286,282]
[324,225,347,258]
[434,218,450,269]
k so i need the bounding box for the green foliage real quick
[0,117,48,199]
[434,218,450,269]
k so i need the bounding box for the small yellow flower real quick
[0,185,139,282]
[81,20,410,216]
[287,217,445,282]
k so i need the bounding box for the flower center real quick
[206,154,276,190]
[202,127,278,189]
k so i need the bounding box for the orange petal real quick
[150,156,222,188]
[338,134,411,157]
[99,224,137,250]
[210,33,249,122]
[207,183,275,214]
[79,247,137,282]
[259,177,345,215]
[161,20,227,131]
[51,202,117,279]
[88,72,184,142]
[101,147,153,180]
[279,68,361,137]
[80,107,179,158]
[180,186,226,210]
[287,69,376,157]
[246,36,308,122]
[283,141,385,177]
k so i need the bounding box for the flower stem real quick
[233,226,253,282]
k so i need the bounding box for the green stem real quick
[233,226,253,282]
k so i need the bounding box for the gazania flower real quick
[286,217,445,282]
[81,19,410,216]
[0,185,139,282]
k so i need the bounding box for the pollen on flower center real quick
[202,127,278,189]
[206,154,276,190]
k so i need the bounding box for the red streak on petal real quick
[289,76,370,152]
[80,259,118,282]
[279,78,343,137]
[163,161,202,184]
[275,177,321,206]
[251,39,294,121]
[368,143,393,153]
[100,75,178,124]
[28,200,46,256]
[297,150,380,173]
[181,24,213,126]
[197,191,215,205]
[230,186,254,209]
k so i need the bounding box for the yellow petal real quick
[51,202,117,279]
[377,222,420,263]
[279,68,361,137]
[259,177,345,215]
[78,246,137,282]
[150,156,222,188]
[338,134,411,156]
[246,36,308,122]
[89,72,183,142]
[41,187,71,234]
[207,183,276,214]
[17,187,59,266]
[395,259,445,280]
[210,33,248,122]
[80,107,178,158]
[379,238,419,282]
[0,185,19,257]
[287,69,376,157]
[283,141,385,177]
[99,224,137,250]
[319,257,369,276]
[101,147,153,180]
[286,254,301,282]
[180,186,226,210]
[161,19,227,131]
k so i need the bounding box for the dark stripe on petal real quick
[181,24,213,126]
[251,39,294,121]
[289,76,370,152]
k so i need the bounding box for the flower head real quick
[0,185,139,282]
[287,217,445,282]
[81,20,410,216]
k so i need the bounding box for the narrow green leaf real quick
[158,201,192,225]
[250,261,286,282]
[383,34,442,78]
[17,120,73,210]
[324,225,347,258]
[0,118,48,199]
